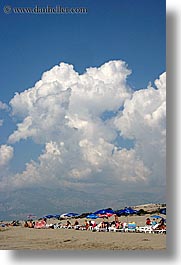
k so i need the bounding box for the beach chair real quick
[137,226,153,233]
[108,226,125,232]
[152,228,166,234]
[125,223,137,232]
[108,225,117,232]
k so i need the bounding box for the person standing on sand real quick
[114,214,119,222]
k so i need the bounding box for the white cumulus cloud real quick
[0,100,9,129]
[0,60,166,194]
[114,72,166,184]
[0,101,8,111]
[0,144,14,167]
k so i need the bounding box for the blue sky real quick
[0,0,165,102]
[0,0,166,218]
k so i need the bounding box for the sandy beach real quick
[0,226,166,250]
[0,214,166,250]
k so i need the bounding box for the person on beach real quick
[24,221,29,228]
[66,220,71,228]
[151,218,157,226]
[115,221,120,229]
[89,220,93,229]
[146,218,151,225]
[114,214,119,222]
[73,220,79,226]
[28,220,34,228]
[84,220,89,230]
[156,218,166,230]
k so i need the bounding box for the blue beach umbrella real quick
[151,215,162,219]
[86,213,99,219]
[42,214,60,219]
[124,207,138,215]
[115,207,138,217]
[159,208,166,215]
[115,209,125,216]
[43,214,54,219]
[94,209,115,215]
[65,213,79,217]
[53,214,60,219]
[115,207,138,222]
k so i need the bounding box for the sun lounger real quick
[108,226,125,232]
[137,225,166,234]
[152,229,166,234]
[136,226,153,233]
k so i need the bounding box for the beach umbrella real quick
[94,209,115,215]
[53,214,60,219]
[115,207,138,222]
[86,213,99,219]
[60,213,68,218]
[115,209,125,217]
[43,214,55,219]
[124,207,138,215]
[159,208,166,215]
[115,207,138,217]
[98,213,114,218]
[43,214,60,219]
[151,215,163,219]
[60,212,79,218]
[93,209,115,220]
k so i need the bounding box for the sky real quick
[0,0,166,219]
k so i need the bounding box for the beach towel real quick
[34,220,46,229]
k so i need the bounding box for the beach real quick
[0,226,166,250]
[0,214,166,250]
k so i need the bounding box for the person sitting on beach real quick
[24,221,29,228]
[66,220,71,228]
[156,218,166,230]
[151,218,157,226]
[91,220,97,229]
[10,220,17,226]
[28,220,34,228]
[84,220,89,230]
[115,221,120,229]
[73,220,79,230]
[120,222,124,229]
[146,218,151,225]
[100,221,106,229]
[73,220,79,226]
[97,222,103,229]
[122,222,127,229]
[88,220,93,228]
[104,221,110,231]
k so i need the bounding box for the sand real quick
[0,215,166,250]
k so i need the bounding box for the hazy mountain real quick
[0,186,165,220]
